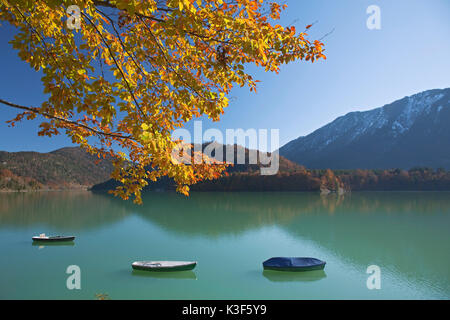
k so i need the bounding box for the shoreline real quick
[3,188,450,194]
[0,188,89,193]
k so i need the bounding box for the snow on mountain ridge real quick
[397,92,444,131]
[279,88,450,170]
[295,90,447,151]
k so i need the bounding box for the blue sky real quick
[0,0,449,152]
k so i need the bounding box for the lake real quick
[0,191,449,299]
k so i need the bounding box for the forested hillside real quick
[0,147,114,191]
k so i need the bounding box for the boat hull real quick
[263,257,326,272]
[263,264,325,272]
[132,261,197,272]
[32,236,75,242]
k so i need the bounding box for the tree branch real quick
[92,0,168,22]
[0,98,133,140]
[81,11,149,122]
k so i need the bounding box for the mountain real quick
[280,88,450,169]
[91,144,305,192]
[0,147,114,191]
[91,144,345,193]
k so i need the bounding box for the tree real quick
[0,0,326,203]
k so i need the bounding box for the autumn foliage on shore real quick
[0,0,326,203]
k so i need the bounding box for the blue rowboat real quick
[263,257,326,272]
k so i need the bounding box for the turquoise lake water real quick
[0,191,449,299]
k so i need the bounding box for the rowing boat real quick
[263,257,326,272]
[131,261,197,272]
[32,235,75,242]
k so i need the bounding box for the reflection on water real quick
[0,191,129,230]
[131,270,197,280]
[125,192,450,237]
[3,191,450,236]
[262,270,327,282]
[31,241,75,247]
[0,191,449,299]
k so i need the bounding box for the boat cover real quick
[263,257,325,268]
